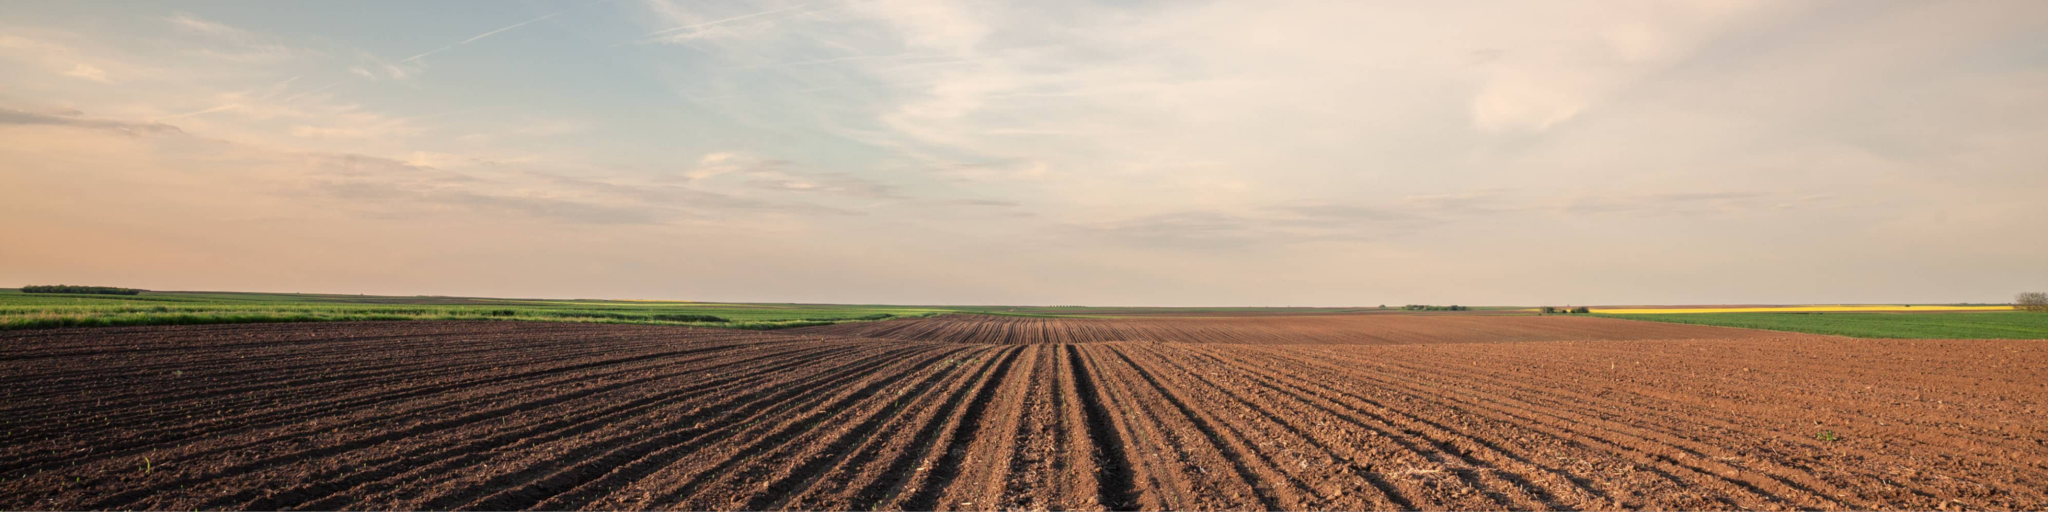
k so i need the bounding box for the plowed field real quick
[4,316,2044,510]
[784,314,1777,345]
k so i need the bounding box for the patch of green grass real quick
[1599,311,2048,339]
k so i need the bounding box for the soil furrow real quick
[1066,344,1146,511]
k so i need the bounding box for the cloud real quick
[166,12,320,63]
[403,2,602,64]
[679,151,899,200]
[0,33,151,83]
[640,2,815,43]
[944,198,1017,207]
[282,148,888,225]
[347,54,419,81]
[850,0,987,54]
[1467,2,1781,132]
[924,159,1050,183]
[1076,204,1426,250]
[742,170,896,198]
[313,178,668,225]
[1556,191,1838,216]
[167,12,252,39]
[1080,211,1269,249]
[1075,188,1843,250]
[294,152,680,225]
[62,63,109,82]
[0,107,181,136]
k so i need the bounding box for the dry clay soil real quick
[2,315,2044,511]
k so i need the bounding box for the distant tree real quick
[1571,306,1591,314]
[1403,304,1473,311]
[1540,306,1557,314]
[2018,292,2048,312]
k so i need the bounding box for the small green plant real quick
[141,456,152,474]
[1815,430,1840,442]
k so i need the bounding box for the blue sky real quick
[2,1,2045,306]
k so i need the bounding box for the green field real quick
[1600,311,2048,339]
[0,289,954,330]
[0,288,1430,330]
[15,288,2037,339]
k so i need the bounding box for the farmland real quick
[4,314,2043,510]
[1591,305,2013,314]
[0,289,952,330]
[0,289,1397,331]
[1601,311,2048,339]
[787,313,1767,345]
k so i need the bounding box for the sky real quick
[2,0,2045,306]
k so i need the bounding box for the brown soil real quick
[3,317,2043,510]
[786,314,1780,345]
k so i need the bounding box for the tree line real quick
[1402,305,1469,311]
[20,285,144,295]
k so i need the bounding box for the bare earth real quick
[2,315,2043,510]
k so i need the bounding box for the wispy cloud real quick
[290,149,881,224]
[639,2,815,42]
[402,1,607,64]
[0,107,181,136]
[677,151,900,200]
[729,52,937,71]
[166,12,319,63]
[167,12,252,39]
[1072,188,1849,250]
[155,103,242,121]
[62,63,110,82]
[0,32,151,83]
[1556,191,1839,216]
